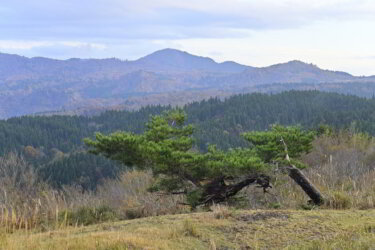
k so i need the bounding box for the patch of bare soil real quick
[235,212,289,222]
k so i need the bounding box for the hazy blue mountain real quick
[0,49,374,118]
[134,48,249,73]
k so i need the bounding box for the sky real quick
[0,0,375,76]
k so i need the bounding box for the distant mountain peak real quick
[138,48,214,63]
[270,60,317,69]
[135,48,246,73]
[147,48,191,56]
[286,60,311,64]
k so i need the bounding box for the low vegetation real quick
[1,209,375,249]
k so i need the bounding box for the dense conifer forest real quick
[1,90,375,188]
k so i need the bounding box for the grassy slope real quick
[2,209,375,250]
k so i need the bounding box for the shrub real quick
[181,220,200,237]
[326,191,352,209]
[60,205,118,226]
[210,204,233,219]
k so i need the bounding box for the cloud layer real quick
[2,0,375,40]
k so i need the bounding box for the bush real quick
[124,208,144,220]
[326,191,352,209]
[210,204,233,219]
[181,220,200,237]
[60,205,118,226]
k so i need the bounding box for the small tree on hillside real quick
[85,110,323,207]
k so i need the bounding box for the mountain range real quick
[1,48,374,118]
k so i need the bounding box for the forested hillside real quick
[2,90,375,189]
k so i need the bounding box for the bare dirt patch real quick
[235,212,289,222]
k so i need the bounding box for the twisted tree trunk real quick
[196,137,324,206]
[199,174,271,205]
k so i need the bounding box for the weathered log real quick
[280,137,324,205]
[286,165,324,205]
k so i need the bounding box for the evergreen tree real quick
[85,110,323,207]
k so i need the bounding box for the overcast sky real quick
[1,0,374,75]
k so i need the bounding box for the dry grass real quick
[1,209,375,249]
[96,170,186,219]
[0,154,185,232]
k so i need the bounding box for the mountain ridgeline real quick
[1,91,375,189]
[1,49,375,118]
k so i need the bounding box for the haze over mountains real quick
[1,48,374,119]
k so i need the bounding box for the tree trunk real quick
[198,174,271,205]
[286,165,324,205]
[280,138,324,205]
